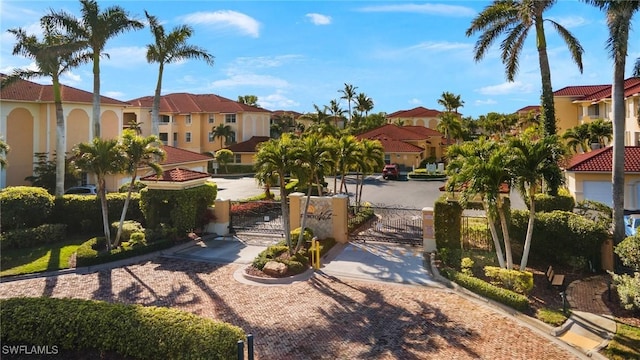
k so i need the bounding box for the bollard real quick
[560,291,567,313]
[247,334,254,360]
[237,340,244,360]
[311,237,321,269]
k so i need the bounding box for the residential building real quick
[553,77,640,145]
[386,106,443,129]
[224,136,270,165]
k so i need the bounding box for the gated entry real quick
[230,201,284,236]
[350,206,423,245]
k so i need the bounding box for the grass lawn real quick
[0,235,91,277]
[602,322,640,360]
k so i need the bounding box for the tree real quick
[339,83,358,123]
[562,123,592,153]
[5,20,87,196]
[127,119,143,135]
[355,92,374,118]
[588,118,613,148]
[71,137,125,251]
[336,135,361,195]
[356,139,385,210]
[212,124,233,149]
[45,0,143,138]
[0,139,9,169]
[145,11,214,136]
[437,91,464,113]
[466,0,584,138]
[270,112,300,138]
[114,130,165,247]
[24,152,81,194]
[585,0,640,245]
[254,134,298,254]
[510,135,564,269]
[215,149,234,173]
[327,99,346,127]
[437,112,463,145]
[238,95,259,107]
[634,57,640,77]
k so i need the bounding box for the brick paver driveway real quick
[0,259,579,359]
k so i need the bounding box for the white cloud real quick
[211,73,289,88]
[409,98,422,105]
[407,41,472,52]
[477,81,534,95]
[474,99,497,106]
[258,90,300,109]
[180,10,260,38]
[306,13,332,25]
[103,91,125,99]
[357,3,475,17]
[233,55,303,69]
[548,16,589,29]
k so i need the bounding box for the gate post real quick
[204,199,230,236]
[288,192,304,230]
[422,207,436,252]
[332,194,349,244]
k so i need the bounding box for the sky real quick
[1,0,639,118]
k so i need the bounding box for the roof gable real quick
[357,124,442,141]
[225,136,270,153]
[565,146,640,173]
[140,167,210,182]
[161,145,212,165]
[127,93,271,114]
[554,77,640,102]
[387,106,442,118]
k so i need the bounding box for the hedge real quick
[0,297,245,360]
[434,196,463,249]
[531,190,575,212]
[0,224,67,251]
[0,186,54,231]
[441,268,530,311]
[75,236,175,267]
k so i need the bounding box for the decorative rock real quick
[262,261,288,277]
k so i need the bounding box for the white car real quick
[64,185,97,195]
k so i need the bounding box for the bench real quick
[546,266,565,289]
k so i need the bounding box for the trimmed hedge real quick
[531,190,575,212]
[75,237,175,267]
[484,266,534,294]
[0,224,67,250]
[0,297,245,360]
[441,268,530,311]
[434,196,463,249]
[407,169,447,180]
[0,186,55,231]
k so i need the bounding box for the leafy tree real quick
[145,11,214,136]
[477,112,518,137]
[0,138,8,169]
[339,83,358,123]
[466,0,584,138]
[114,130,165,246]
[127,119,143,135]
[238,95,259,107]
[24,152,81,193]
[45,0,144,138]
[585,0,640,245]
[212,124,233,149]
[634,56,640,77]
[71,137,126,251]
[5,20,87,196]
[270,112,302,138]
[215,149,234,173]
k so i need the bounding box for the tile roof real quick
[387,106,442,118]
[357,124,443,141]
[553,77,640,101]
[565,146,640,173]
[225,136,270,153]
[127,93,271,114]
[554,84,610,97]
[140,168,210,182]
[515,105,541,113]
[376,139,424,153]
[161,145,212,165]
[0,74,128,105]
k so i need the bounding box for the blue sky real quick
[1,0,639,118]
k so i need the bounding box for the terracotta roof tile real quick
[565,146,640,173]
[161,145,212,165]
[140,168,210,182]
[387,106,442,118]
[127,93,271,114]
[357,124,442,141]
[225,136,270,153]
[0,74,127,105]
[553,77,640,101]
[376,139,423,153]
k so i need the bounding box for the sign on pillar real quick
[422,207,436,253]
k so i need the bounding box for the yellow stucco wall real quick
[554,96,580,133]
[566,172,640,210]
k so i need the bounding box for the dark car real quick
[64,185,97,195]
[382,164,399,180]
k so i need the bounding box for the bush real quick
[0,186,55,230]
[612,272,640,311]
[434,196,463,250]
[615,235,640,271]
[252,245,289,270]
[251,243,310,275]
[291,227,314,243]
[110,220,144,243]
[0,224,67,250]
[0,297,245,360]
[441,268,530,311]
[128,232,147,247]
[531,189,575,212]
[75,236,174,267]
[461,257,474,276]
[348,206,375,233]
[484,266,534,294]
[118,181,147,193]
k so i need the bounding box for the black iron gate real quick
[350,206,423,245]
[230,201,285,237]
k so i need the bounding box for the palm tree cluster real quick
[562,119,613,153]
[254,132,384,255]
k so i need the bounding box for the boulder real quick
[262,261,288,277]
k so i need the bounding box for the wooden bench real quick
[546,266,565,289]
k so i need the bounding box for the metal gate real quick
[349,206,422,245]
[461,210,493,251]
[230,201,285,237]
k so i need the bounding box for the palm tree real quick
[0,138,9,169]
[585,0,640,245]
[254,134,298,254]
[145,11,214,136]
[238,95,259,107]
[466,0,584,138]
[327,99,346,128]
[510,135,564,269]
[562,124,591,153]
[437,112,464,145]
[356,139,385,210]
[588,118,613,148]
[71,137,126,251]
[45,0,143,138]
[355,93,374,118]
[114,130,165,247]
[339,83,358,123]
[127,119,143,135]
[5,21,88,196]
[437,91,464,113]
[634,56,640,76]
[336,135,361,195]
[212,124,233,149]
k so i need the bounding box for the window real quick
[384,154,391,164]
[185,132,192,142]
[208,114,215,124]
[185,115,191,124]
[159,133,168,143]
[227,131,236,144]
[588,104,600,117]
[225,114,236,123]
[234,154,241,163]
[160,115,171,123]
[208,132,215,142]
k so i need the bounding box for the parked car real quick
[382,164,400,180]
[625,214,640,237]
[64,185,97,195]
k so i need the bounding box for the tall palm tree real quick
[0,138,9,169]
[339,83,358,123]
[145,11,214,136]
[437,112,463,145]
[562,123,591,153]
[336,135,361,195]
[254,134,298,254]
[212,123,233,149]
[45,0,143,138]
[238,95,259,107]
[585,0,640,245]
[437,91,465,113]
[114,130,165,247]
[355,92,374,118]
[71,137,126,251]
[356,139,385,210]
[327,99,346,128]
[510,135,564,269]
[5,21,88,196]
[588,118,613,147]
[466,0,584,137]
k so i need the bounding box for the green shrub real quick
[484,266,534,294]
[0,224,67,250]
[441,268,530,311]
[615,234,640,271]
[531,189,575,212]
[461,257,474,276]
[251,243,310,275]
[407,171,446,180]
[118,181,147,193]
[0,297,244,360]
[291,227,314,243]
[110,220,144,243]
[611,272,640,311]
[0,186,55,230]
[348,206,375,232]
[277,252,309,274]
[252,245,289,270]
[129,232,147,247]
[306,237,337,259]
[75,236,174,267]
[434,196,463,250]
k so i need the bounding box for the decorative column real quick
[332,194,349,244]
[422,207,436,252]
[205,199,230,236]
[288,192,304,230]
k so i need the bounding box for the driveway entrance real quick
[350,206,423,246]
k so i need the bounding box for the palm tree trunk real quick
[114,169,138,247]
[484,201,506,269]
[519,188,536,270]
[98,179,111,251]
[279,172,292,255]
[295,186,313,253]
[497,198,513,269]
[92,55,101,138]
[53,77,66,196]
[612,50,627,245]
[151,63,164,137]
